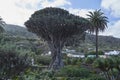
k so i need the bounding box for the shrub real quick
[64,58,71,65]
[56,65,90,78]
[64,58,82,65]
[86,50,104,56]
[84,74,106,80]
[0,50,31,79]
[84,57,95,64]
[93,57,120,80]
[36,55,51,65]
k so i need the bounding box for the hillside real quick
[3,24,37,38]
[2,24,120,50]
[85,34,120,50]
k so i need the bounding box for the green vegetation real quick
[0,50,30,80]
[2,23,120,50]
[86,50,104,56]
[0,7,119,80]
[93,57,120,80]
[3,24,37,38]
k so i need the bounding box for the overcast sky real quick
[0,0,120,38]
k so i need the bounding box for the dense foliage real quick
[0,50,31,79]
[0,7,118,80]
[93,57,120,80]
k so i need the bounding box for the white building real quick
[67,53,85,58]
[105,50,119,55]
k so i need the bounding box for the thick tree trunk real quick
[95,28,98,58]
[49,48,63,70]
[48,41,64,70]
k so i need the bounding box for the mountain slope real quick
[2,24,120,50]
[85,34,120,50]
[3,24,37,38]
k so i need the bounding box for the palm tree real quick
[87,9,108,58]
[0,16,5,33]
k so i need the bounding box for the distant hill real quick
[3,24,37,38]
[85,34,120,50]
[2,24,120,50]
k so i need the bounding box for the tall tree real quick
[0,17,5,33]
[87,9,108,58]
[25,7,91,70]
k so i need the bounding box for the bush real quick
[83,74,106,80]
[93,57,120,80]
[36,55,51,65]
[38,70,56,79]
[84,57,95,64]
[56,65,90,78]
[86,50,104,56]
[64,58,82,65]
[0,50,31,79]
[64,58,71,65]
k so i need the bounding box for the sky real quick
[0,0,120,38]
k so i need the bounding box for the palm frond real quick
[0,16,5,33]
[86,9,108,33]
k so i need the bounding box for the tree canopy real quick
[25,7,91,41]
[87,9,108,33]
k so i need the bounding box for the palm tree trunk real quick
[95,28,98,58]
